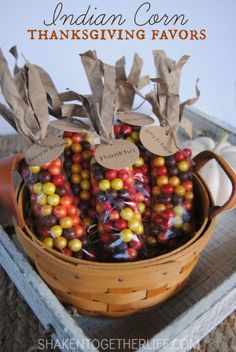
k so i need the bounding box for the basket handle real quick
[0,153,25,228]
[193,150,236,219]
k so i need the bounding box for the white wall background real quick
[0,0,236,134]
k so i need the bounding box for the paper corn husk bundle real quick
[113,54,153,223]
[63,51,147,262]
[0,47,94,259]
[113,50,200,251]
[139,50,200,249]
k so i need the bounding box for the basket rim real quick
[16,173,214,269]
[16,219,214,271]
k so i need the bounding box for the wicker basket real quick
[0,151,235,317]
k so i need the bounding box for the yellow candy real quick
[98,179,110,191]
[29,166,40,173]
[169,176,180,187]
[138,202,146,214]
[41,204,52,216]
[37,194,47,206]
[173,206,184,217]
[154,203,166,214]
[131,131,140,142]
[81,170,90,179]
[60,217,73,229]
[54,237,67,249]
[128,220,142,233]
[121,207,134,221]
[42,237,53,249]
[68,239,82,252]
[156,176,168,187]
[110,178,123,191]
[153,157,165,167]
[120,229,133,243]
[177,161,189,172]
[64,137,72,148]
[126,136,135,143]
[71,143,82,153]
[43,182,56,195]
[85,134,93,143]
[134,157,144,168]
[136,223,144,235]
[174,217,183,228]
[47,194,60,206]
[80,180,90,191]
[132,212,142,221]
[33,182,43,194]
[50,225,63,238]
[175,185,186,196]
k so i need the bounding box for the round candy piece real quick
[156,176,168,187]
[53,205,67,219]
[120,207,134,221]
[98,179,110,191]
[153,156,165,167]
[42,237,54,248]
[37,194,47,206]
[47,194,60,206]
[105,169,117,180]
[128,219,142,233]
[41,204,53,216]
[50,225,63,238]
[33,182,43,194]
[120,229,133,243]
[43,182,56,195]
[29,166,40,173]
[177,161,189,172]
[134,157,144,168]
[110,178,123,191]
[60,216,73,229]
[54,237,67,249]
[68,239,82,252]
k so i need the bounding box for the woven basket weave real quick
[0,151,236,317]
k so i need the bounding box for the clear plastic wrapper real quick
[114,122,151,221]
[20,157,95,259]
[62,132,96,228]
[90,159,146,261]
[146,148,195,248]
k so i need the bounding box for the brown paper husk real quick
[0,48,43,142]
[151,50,200,130]
[0,102,18,131]
[10,46,91,127]
[115,53,149,111]
[80,51,116,142]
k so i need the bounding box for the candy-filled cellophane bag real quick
[0,47,95,260]
[78,51,147,262]
[49,89,98,230]
[114,54,153,222]
[137,50,201,254]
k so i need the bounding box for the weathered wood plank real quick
[0,227,97,352]
[138,273,236,351]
